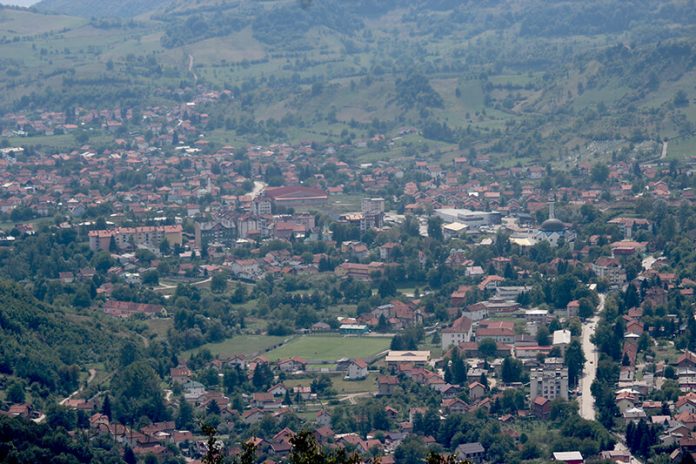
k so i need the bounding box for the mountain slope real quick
[34,0,170,17]
[0,280,134,395]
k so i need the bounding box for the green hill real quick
[33,0,170,17]
[0,0,694,159]
[0,280,134,395]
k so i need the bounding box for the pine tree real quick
[123,446,137,464]
[176,396,194,431]
[101,394,112,420]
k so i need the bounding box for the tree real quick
[565,340,586,388]
[478,338,497,358]
[501,356,523,383]
[159,238,171,255]
[395,435,428,464]
[111,360,168,423]
[124,447,137,464]
[252,363,273,390]
[176,395,194,430]
[536,326,551,346]
[428,216,444,241]
[6,380,25,404]
[206,399,221,416]
[211,274,227,294]
[141,269,159,286]
[378,279,397,298]
[578,297,594,319]
[201,424,224,464]
[450,348,467,385]
[674,90,689,107]
[101,394,112,420]
[591,163,610,184]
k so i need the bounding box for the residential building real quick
[592,257,626,287]
[530,361,569,402]
[455,442,486,463]
[345,359,368,380]
[441,316,473,350]
[195,218,236,249]
[88,225,183,251]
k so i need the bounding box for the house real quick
[277,357,307,373]
[170,366,192,384]
[252,392,281,410]
[268,384,288,397]
[345,358,368,380]
[468,382,487,401]
[531,396,551,419]
[441,316,473,350]
[182,381,206,401]
[242,408,265,425]
[455,442,485,463]
[552,451,583,464]
[377,375,399,396]
[441,398,469,415]
[316,410,332,427]
[623,407,647,424]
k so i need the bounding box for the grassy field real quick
[146,318,173,340]
[184,334,290,359]
[265,335,391,362]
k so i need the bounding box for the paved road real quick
[579,295,603,420]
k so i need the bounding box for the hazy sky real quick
[0,0,38,6]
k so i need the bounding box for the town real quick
[0,79,695,464]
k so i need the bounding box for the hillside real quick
[0,0,694,159]
[33,0,170,17]
[0,280,135,395]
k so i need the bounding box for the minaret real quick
[548,201,555,220]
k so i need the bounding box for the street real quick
[579,293,642,463]
[579,294,602,421]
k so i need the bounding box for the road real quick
[660,140,669,160]
[188,54,198,82]
[35,368,97,423]
[579,294,602,420]
[579,294,643,463]
[251,181,266,199]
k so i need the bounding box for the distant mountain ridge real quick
[34,0,171,17]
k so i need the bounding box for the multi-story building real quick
[361,197,385,231]
[592,257,626,287]
[195,219,236,249]
[88,225,182,251]
[530,361,569,402]
[441,315,473,350]
[361,197,385,215]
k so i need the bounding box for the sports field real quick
[265,335,391,362]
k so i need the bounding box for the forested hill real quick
[33,0,170,17]
[0,281,133,395]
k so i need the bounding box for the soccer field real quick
[266,335,392,362]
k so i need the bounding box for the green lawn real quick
[265,335,391,362]
[184,334,289,359]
